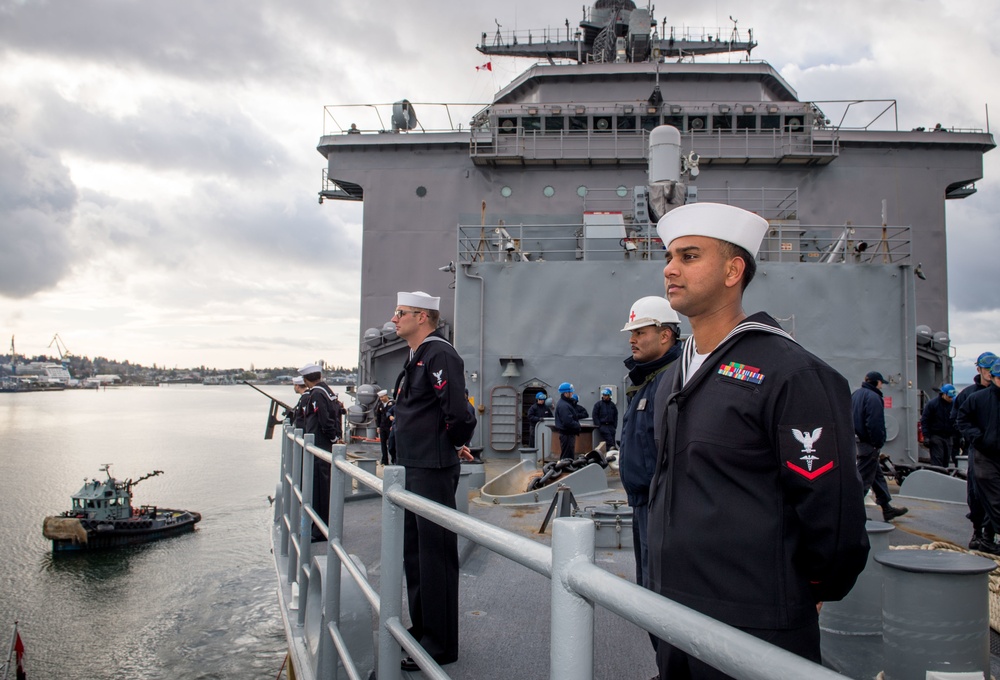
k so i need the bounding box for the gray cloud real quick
[0,0,333,86]
[0,108,79,297]
[26,85,289,179]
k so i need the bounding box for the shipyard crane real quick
[48,333,72,360]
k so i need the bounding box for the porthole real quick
[577,186,588,197]
[543,186,555,197]
[500,186,513,198]
[415,186,427,197]
[616,186,628,197]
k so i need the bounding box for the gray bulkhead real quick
[318,60,991,462]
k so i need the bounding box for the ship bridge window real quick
[736,115,757,131]
[640,115,661,132]
[545,116,565,132]
[522,117,541,132]
[593,116,613,132]
[662,115,684,130]
[711,114,732,132]
[569,116,588,132]
[761,115,781,130]
[617,115,636,131]
[688,115,707,132]
[498,117,518,134]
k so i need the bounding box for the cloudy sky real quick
[1,0,997,380]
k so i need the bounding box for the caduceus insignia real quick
[432,369,444,385]
[792,428,823,471]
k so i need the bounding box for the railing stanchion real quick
[551,517,596,680]
[279,425,291,557]
[319,443,348,679]
[298,433,315,626]
[378,465,406,680]
[288,428,304,584]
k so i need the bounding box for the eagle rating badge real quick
[783,426,834,480]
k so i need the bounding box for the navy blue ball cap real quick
[865,371,886,384]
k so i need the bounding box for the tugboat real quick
[42,465,201,553]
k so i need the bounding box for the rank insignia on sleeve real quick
[783,426,834,480]
[718,361,764,384]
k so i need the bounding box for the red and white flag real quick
[14,629,26,680]
[475,61,492,72]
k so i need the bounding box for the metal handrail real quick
[276,424,849,680]
[456,222,912,264]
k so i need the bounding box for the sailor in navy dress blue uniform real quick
[390,291,475,671]
[298,363,343,542]
[648,203,869,679]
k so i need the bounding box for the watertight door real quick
[489,385,518,452]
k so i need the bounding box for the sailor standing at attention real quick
[298,363,343,542]
[617,296,682,601]
[290,375,308,430]
[390,290,475,672]
[647,203,870,679]
[374,389,395,465]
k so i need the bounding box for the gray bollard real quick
[819,521,894,678]
[519,447,538,465]
[874,549,994,680]
[461,461,486,490]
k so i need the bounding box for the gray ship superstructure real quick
[317,1,993,469]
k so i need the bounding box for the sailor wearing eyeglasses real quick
[390,290,476,671]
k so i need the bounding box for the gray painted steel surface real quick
[820,521,896,678]
[875,550,995,680]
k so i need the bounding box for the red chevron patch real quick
[785,460,834,481]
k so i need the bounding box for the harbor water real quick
[0,383,333,679]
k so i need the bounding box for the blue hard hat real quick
[992,362,1000,378]
[977,352,998,369]
[571,393,579,402]
[558,382,573,393]
[535,392,546,400]
[601,388,612,396]
[940,383,956,398]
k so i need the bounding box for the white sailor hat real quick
[292,376,305,385]
[397,290,440,311]
[656,203,769,256]
[298,363,322,376]
[377,389,388,397]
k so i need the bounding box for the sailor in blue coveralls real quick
[617,296,682,604]
[591,388,618,450]
[647,203,870,679]
[553,382,580,459]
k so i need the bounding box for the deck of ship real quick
[272,456,999,679]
